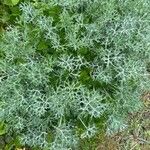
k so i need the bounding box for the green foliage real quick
[0,121,6,135]
[0,0,150,149]
[0,0,21,31]
[3,0,20,6]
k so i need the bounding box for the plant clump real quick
[0,0,150,149]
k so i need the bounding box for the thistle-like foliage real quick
[0,0,150,149]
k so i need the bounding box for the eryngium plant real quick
[0,0,150,149]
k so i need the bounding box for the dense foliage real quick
[0,0,20,31]
[0,0,150,149]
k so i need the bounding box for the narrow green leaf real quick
[0,122,6,135]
